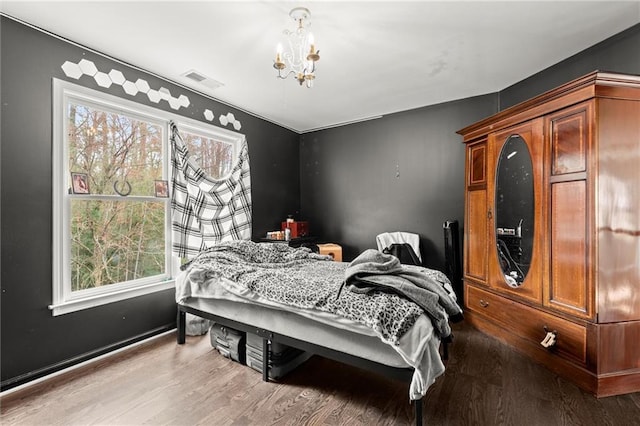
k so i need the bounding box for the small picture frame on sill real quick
[71,172,90,194]
[154,180,169,198]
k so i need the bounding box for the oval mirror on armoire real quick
[494,134,535,288]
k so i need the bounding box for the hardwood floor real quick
[2,321,639,425]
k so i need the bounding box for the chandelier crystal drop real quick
[273,7,320,88]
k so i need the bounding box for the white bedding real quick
[176,270,446,400]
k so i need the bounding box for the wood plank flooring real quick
[2,321,639,425]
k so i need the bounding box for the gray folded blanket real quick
[342,249,463,339]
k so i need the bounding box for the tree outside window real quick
[181,130,234,180]
[66,102,166,291]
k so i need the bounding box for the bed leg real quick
[442,340,449,361]
[177,308,186,344]
[414,398,423,426]
[262,338,269,382]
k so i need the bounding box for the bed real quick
[176,240,462,426]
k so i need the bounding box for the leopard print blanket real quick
[183,240,426,345]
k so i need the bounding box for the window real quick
[52,79,243,315]
[178,123,237,181]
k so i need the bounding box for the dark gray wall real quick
[500,24,640,109]
[300,22,640,270]
[0,17,299,388]
[300,95,498,268]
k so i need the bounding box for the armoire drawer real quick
[466,285,587,364]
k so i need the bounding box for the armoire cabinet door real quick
[545,101,595,320]
[464,141,488,285]
[487,119,544,304]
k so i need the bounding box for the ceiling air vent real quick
[181,69,224,90]
[184,70,207,82]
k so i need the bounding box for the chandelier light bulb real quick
[273,42,285,70]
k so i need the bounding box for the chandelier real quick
[273,7,320,88]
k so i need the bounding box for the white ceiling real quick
[2,1,639,133]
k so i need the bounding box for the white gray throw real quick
[343,249,463,339]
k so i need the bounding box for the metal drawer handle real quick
[479,299,489,308]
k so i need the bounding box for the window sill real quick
[49,279,175,316]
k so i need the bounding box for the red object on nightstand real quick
[281,221,309,238]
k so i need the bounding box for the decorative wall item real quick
[219,112,242,131]
[61,59,242,131]
[61,59,190,111]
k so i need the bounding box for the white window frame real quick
[51,79,244,316]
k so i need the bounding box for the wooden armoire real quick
[458,71,640,397]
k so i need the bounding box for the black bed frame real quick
[176,221,460,425]
[177,303,449,426]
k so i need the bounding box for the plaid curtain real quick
[170,122,252,259]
